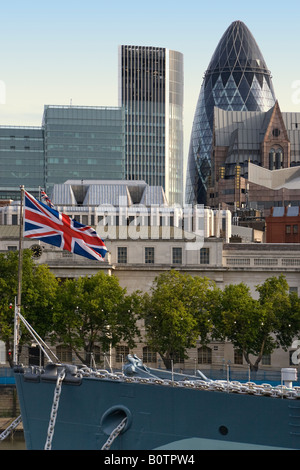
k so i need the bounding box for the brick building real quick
[266,206,300,243]
[207,101,300,216]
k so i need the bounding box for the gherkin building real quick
[185,20,276,205]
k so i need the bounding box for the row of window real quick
[6,342,298,368]
[50,345,282,367]
[117,246,210,265]
[286,224,299,234]
[6,146,42,151]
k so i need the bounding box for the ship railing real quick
[76,366,300,399]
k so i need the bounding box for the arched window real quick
[269,148,283,170]
[115,345,129,363]
[198,346,212,364]
[275,148,283,169]
[56,345,72,363]
[143,346,157,363]
[269,148,275,170]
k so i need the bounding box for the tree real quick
[255,275,300,365]
[184,275,221,345]
[212,276,300,371]
[211,283,264,370]
[140,270,218,369]
[52,272,141,365]
[0,250,59,366]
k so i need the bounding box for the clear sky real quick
[0,0,299,159]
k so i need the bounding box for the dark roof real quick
[206,21,270,77]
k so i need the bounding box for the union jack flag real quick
[40,189,54,208]
[24,191,107,261]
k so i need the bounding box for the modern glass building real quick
[0,106,125,200]
[43,106,125,193]
[0,126,44,200]
[185,20,277,205]
[119,45,184,205]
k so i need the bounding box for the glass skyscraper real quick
[0,106,125,200]
[0,126,44,200]
[185,20,276,205]
[119,45,184,205]
[43,106,125,193]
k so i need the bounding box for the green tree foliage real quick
[1,248,300,374]
[141,270,220,369]
[212,276,300,370]
[52,272,141,365]
[0,250,58,366]
[255,275,300,361]
[211,283,265,370]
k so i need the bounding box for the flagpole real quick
[13,185,24,365]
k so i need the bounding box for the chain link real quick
[0,415,22,441]
[44,368,66,450]
[101,417,127,450]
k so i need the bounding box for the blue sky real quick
[0,0,299,158]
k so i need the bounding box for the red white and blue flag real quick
[24,191,107,262]
[40,190,54,208]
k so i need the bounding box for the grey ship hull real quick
[14,364,300,450]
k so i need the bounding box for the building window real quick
[198,346,212,364]
[28,346,44,366]
[269,148,283,170]
[87,346,101,365]
[234,349,243,365]
[172,247,182,264]
[286,225,291,234]
[275,148,283,169]
[200,247,210,264]
[145,247,154,264]
[172,352,184,364]
[289,286,298,295]
[261,354,271,366]
[293,225,298,234]
[269,148,275,170]
[143,346,157,363]
[56,345,72,363]
[272,128,280,137]
[115,345,129,362]
[117,247,127,263]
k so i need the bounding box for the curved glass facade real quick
[185,21,276,204]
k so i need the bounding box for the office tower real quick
[0,106,126,200]
[43,106,125,193]
[119,45,184,205]
[185,20,276,205]
[0,126,44,200]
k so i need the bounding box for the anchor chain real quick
[101,417,127,450]
[44,368,66,450]
[0,415,22,441]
